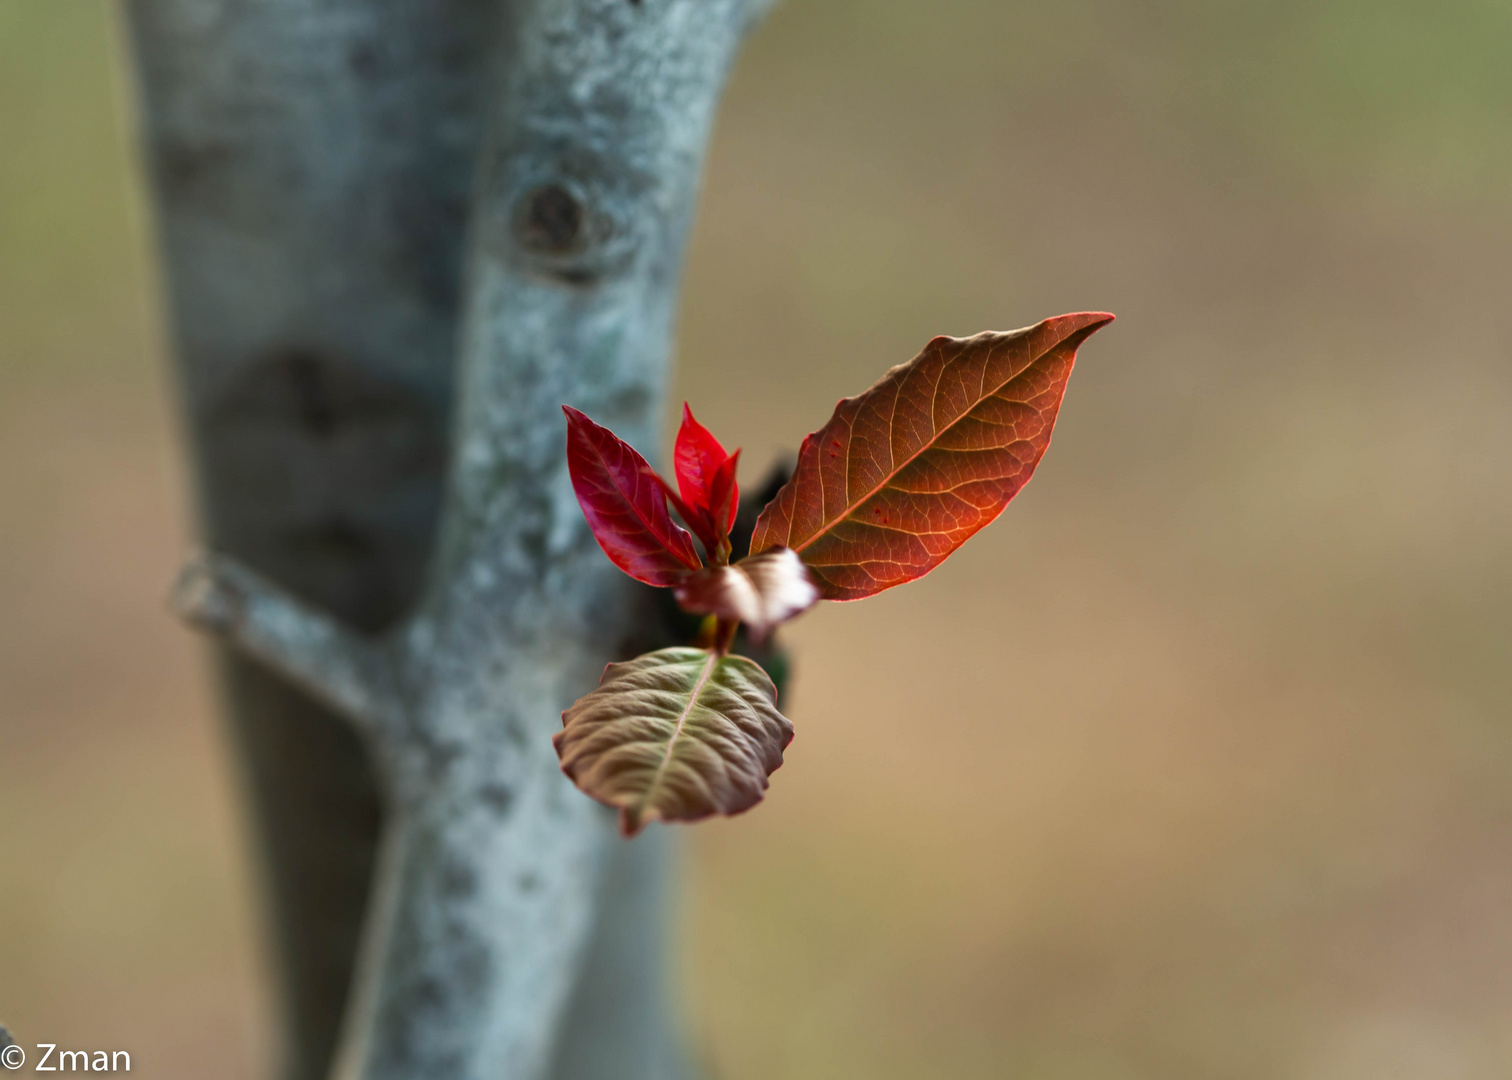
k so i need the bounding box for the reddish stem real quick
[712,617,738,656]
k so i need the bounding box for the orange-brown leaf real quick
[750,312,1113,599]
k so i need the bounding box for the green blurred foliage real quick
[0,2,151,384]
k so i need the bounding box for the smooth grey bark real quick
[126,3,497,1074]
[130,0,762,1077]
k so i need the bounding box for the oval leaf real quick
[555,646,792,836]
[564,406,702,587]
[750,312,1113,599]
[673,548,818,637]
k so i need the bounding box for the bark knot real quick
[516,183,586,255]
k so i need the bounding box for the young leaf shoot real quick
[557,312,1114,831]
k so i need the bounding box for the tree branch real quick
[325,1,759,1076]
[173,553,405,740]
[124,3,502,1073]
[547,828,688,1080]
[132,0,767,1076]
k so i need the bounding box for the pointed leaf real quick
[708,450,741,538]
[555,646,792,836]
[668,404,741,554]
[673,403,735,514]
[673,548,818,637]
[564,406,701,587]
[751,312,1113,599]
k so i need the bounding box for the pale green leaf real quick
[554,647,792,835]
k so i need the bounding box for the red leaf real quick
[673,403,735,514]
[708,449,741,538]
[750,312,1113,600]
[673,547,818,638]
[564,406,702,587]
[670,404,740,554]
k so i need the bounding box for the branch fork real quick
[173,554,406,746]
[162,1,762,1077]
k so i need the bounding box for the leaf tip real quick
[1040,310,1116,358]
[619,806,647,838]
[1069,310,1116,334]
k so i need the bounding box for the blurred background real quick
[2,1,1510,1076]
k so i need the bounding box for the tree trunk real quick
[126,0,765,1076]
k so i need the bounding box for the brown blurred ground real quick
[3,2,1510,1077]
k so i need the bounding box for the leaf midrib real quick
[592,438,699,570]
[635,650,718,821]
[792,341,1048,555]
